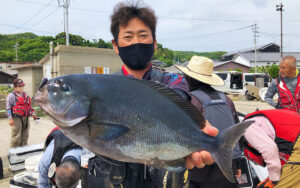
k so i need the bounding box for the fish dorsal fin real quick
[128,77,205,128]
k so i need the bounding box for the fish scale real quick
[34,74,253,183]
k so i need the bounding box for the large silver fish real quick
[34,74,252,183]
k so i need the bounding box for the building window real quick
[8,65,11,68]
[0,66,2,70]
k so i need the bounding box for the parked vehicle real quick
[243,73,271,100]
[213,71,243,93]
[213,72,272,99]
[243,73,271,87]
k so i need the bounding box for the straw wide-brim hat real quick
[175,56,224,86]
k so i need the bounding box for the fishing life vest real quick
[115,66,164,82]
[189,87,237,182]
[243,109,300,167]
[191,88,235,131]
[11,92,33,117]
[276,74,300,112]
[44,127,81,186]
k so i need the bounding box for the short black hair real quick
[110,2,157,44]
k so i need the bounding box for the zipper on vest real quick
[163,170,169,188]
[144,164,146,180]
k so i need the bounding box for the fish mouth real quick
[33,83,49,103]
[45,98,87,127]
[34,80,86,127]
[33,84,56,119]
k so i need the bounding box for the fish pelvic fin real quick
[212,120,254,183]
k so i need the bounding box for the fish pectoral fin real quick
[87,122,130,140]
[150,158,186,172]
[163,158,186,172]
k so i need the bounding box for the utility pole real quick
[50,41,54,78]
[276,3,284,58]
[252,23,259,73]
[13,43,19,62]
[58,0,70,46]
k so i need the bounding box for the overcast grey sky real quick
[1,0,300,52]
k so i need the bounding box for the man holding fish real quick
[34,2,252,188]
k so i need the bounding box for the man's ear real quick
[112,39,119,55]
[154,40,157,51]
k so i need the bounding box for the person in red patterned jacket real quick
[6,78,37,148]
[265,55,300,112]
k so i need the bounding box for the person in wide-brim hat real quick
[175,56,224,86]
[177,57,242,187]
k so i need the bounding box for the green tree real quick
[18,38,49,62]
[173,51,226,63]
[268,64,279,79]
[0,51,14,62]
[95,39,113,49]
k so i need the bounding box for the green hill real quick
[0,32,226,66]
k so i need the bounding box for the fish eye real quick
[61,84,71,94]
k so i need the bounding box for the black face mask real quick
[118,43,154,70]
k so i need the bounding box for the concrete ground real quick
[0,117,55,187]
[0,98,273,187]
[231,96,274,114]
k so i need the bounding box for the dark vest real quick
[45,127,81,185]
[113,68,164,83]
[189,87,237,183]
[87,69,189,188]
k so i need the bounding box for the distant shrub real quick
[268,64,279,79]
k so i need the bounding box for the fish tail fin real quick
[212,121,254,183]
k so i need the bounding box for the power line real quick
[70,7,109,13]
[162,25,253,40]
[0,23,57,34]
[170,39,254,51]
[15,0,300,24]
[159,16,253,23]
[16,0,57,7]
[31,7,60,27]
[17,0,54,28]
[16,0,109,13]
[158,16,300,23]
